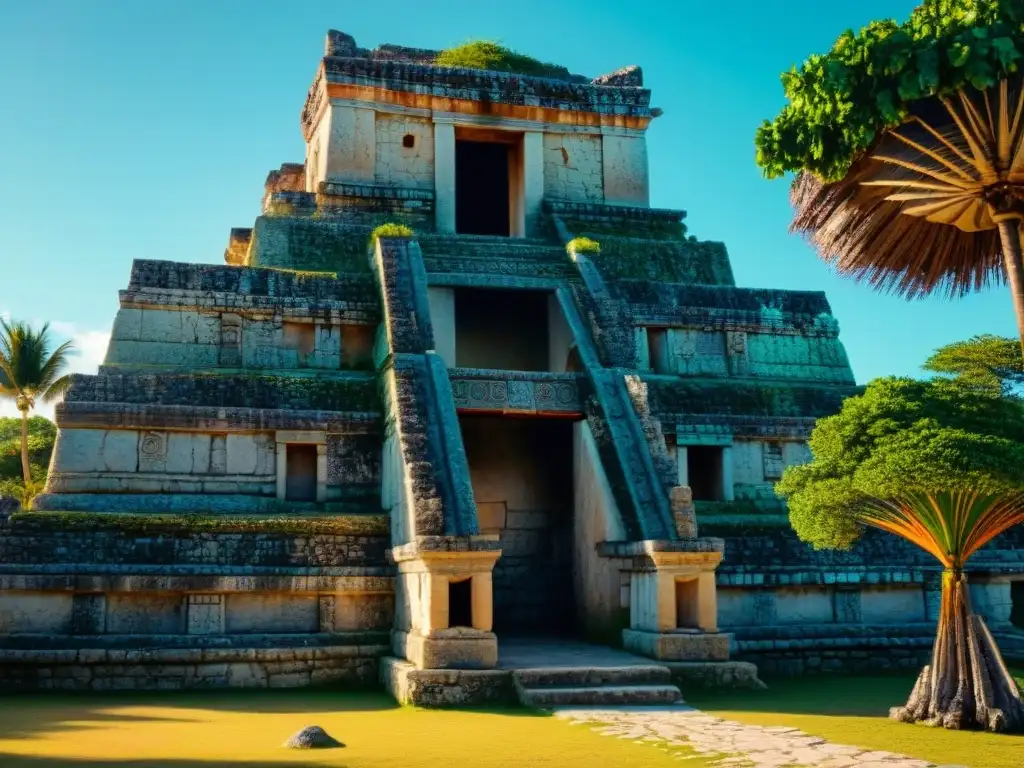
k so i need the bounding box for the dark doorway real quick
[449,579,473,628]
[459,415,576,636]
[687,446,724,502]
[454,288,550,370]
[285,444,317,502]
[456,140,510,236]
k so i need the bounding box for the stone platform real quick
[382,638,762,707]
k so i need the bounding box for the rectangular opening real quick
[456,139,511,236]
[675,578,700,629]
[448,578,473,628]
[647,328,670,373]
[282,322,316,367]
[687,446,724,501]
[285,444,318,502]
[454,288,550,370]
[460,415,576,637]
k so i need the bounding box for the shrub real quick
[567,237,601,255]
[435,41,564,78]
[369,223,415,247]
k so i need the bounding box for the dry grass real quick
[0,690,710,768]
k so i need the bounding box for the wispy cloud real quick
[0,314,110,421]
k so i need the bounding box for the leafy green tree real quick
[777,358,1024,731]
[0,320,73,488]
[924,334,1024,394]
[756,1,1024,350]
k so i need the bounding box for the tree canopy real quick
[923,334,1024,394]
[755,0,1024,182]
[776,373,1024,550]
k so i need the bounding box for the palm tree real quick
[791,79,1024,352]
[859,490,1024,731]
[0,320,74,486]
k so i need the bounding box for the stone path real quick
[554,706,966,768]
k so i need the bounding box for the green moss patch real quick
[9,511,389,536]
[567,236,601,255]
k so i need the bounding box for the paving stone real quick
[554,706,944,768]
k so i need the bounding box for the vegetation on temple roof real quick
[755,0,1024,182]
[435,41,566,78]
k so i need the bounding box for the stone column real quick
[522,130,544,238]
[391,539,502,670]
[615,541,731,662]
[434,121,457,234]
[275,442,287,501]
[676,445,689,486]
[316,443,328,503]
[721,445,735,501]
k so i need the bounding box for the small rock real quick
[282,725,344,749]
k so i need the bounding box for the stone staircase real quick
[417,234,576,279]
[512,664,682,708]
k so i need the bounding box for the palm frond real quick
[0,319,74,409]
[791,78,1024,301]
[857,490,1024,569]
[40,374,73,405]
[37,340,75,393]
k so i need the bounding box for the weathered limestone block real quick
[375,115,434,189]
[775,587,833,625]
[225,434,275,475]
[325,104,375,183]
[543,134,604,203]
[105,594,182,634]
[0,593,73,634]
[381,657,515,707]
[602,135,649,206]
[622,629,731,661]
[186,595,225,635]
[225,594,318,634]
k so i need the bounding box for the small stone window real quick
[687,446,725,501]
[402,134,416,149]
[675,578,700,629]
[448,577,473,628]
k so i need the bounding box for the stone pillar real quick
[391,539,502,670]
[434,121,457,234]
[427,286,456,367]
[316,444,328,503]
[615,540,731,662]
[522,130,544,237]
[721,445,735,501]
[676,445,689,486]
[275,442,287,501]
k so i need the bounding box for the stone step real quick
[418,236,567,262]
[512,665,671,689]
[517,683,683,708]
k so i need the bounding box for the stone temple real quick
[2,29,1022,703]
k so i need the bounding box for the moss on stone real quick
[435,41,568,79]
[589,237,734,285]
[647,379,855,419]
[9,511,389,536]
[567,236,601,255]
[370,223,415,247]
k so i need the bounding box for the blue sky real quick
[1,0,1016,417]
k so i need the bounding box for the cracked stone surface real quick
[554,706,963,768]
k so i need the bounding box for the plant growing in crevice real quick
[435,41,565,78]
[566,237,601,255]
[369,223,415,249]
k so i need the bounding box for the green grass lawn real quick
[0,690,711,768]
[688,670,1024,768]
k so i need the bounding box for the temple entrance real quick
[455,139,511,236]
[284,444,317,501]
[459,415,577,636]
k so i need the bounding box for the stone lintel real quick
[391,537,501,565]
[275,430,326,444]
[598,539,724,572]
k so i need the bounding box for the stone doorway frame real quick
[275,430,327,503]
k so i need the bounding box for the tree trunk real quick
[891,569,1024,732]
[997,219,1024,359]
[18,407,31,487]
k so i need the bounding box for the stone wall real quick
[375,115,434,190]
[543,134,604,203]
